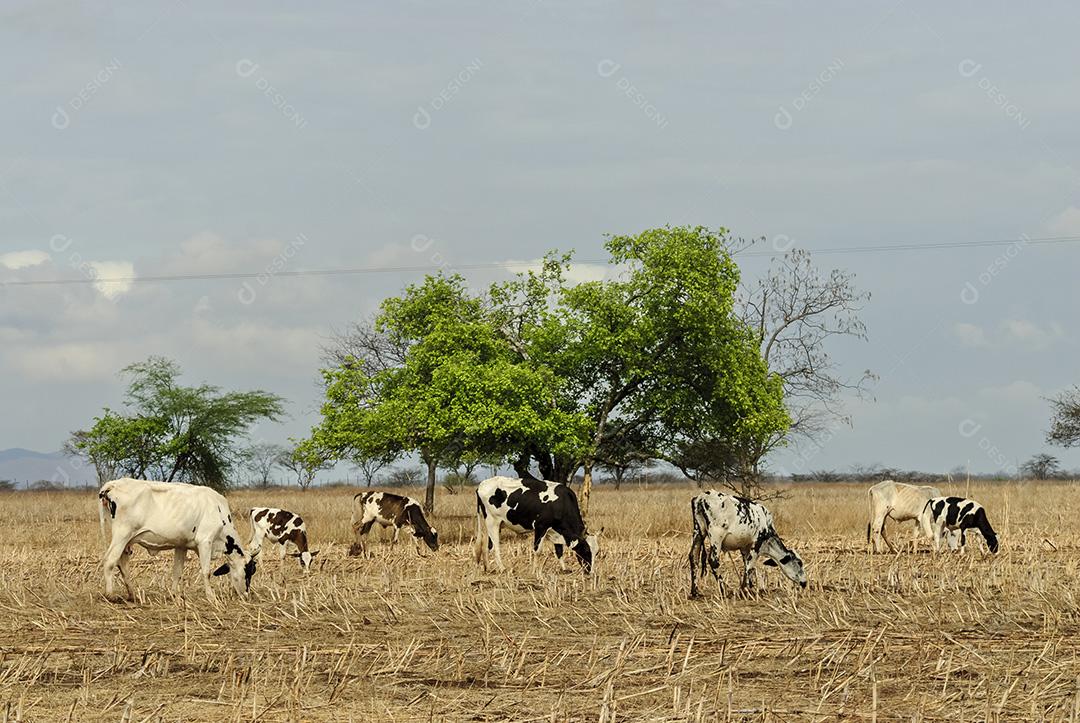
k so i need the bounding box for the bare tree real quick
[322,315,409,373]
[1048,387,1080,448]
[354,451,397,487]
[739,247,875,464]
[1022,453,1061,480]
[245,442,285,488]
[277,444,330,491]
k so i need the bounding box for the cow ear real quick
[212,563,231,576]
[310,551,320,558]
[762,558,778,567]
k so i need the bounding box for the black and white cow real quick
[98,477,257,603]
[918,496,999,553]
[473,476,600,573]
[689,490,806,598]
[248,507,317,570]
[349,491,438,556]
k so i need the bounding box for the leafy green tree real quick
[69,357,285,491]
[312,275,590,512]
[495,226,789,506]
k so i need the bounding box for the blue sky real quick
[1,2,1078,476]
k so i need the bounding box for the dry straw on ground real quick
[0,481,1078,721]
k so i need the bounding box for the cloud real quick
[1000,319,1065,350]
[0,250,49,270]
[504,258,617,285]
[952,322,988,348]
[1045,206,1080,236]
[6,342,123,382]
[87,261,135,299]
[977,380,1042,405]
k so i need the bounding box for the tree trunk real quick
[424,456,437,514]
[580,461,593,517]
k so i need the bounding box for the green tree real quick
[495,226,789,506]
[312,275,590,512]
[69,357,285,491]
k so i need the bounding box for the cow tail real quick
[866,488,873,543]
[98,492,106,539]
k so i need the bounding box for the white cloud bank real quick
[0,250,49,269]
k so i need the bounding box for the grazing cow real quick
[349,491,438,556]
[98,477,257,603]
[919,496,999,553]
[867,480,961,553]
[473,476,600,573]
[689,490,806,598]
[248,507,318,570]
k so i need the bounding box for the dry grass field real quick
[2,480,1080,721]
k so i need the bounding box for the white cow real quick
[98,478,257,603]
[867,480,960,553]
[689,491,806,598]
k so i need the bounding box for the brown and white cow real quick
[349,491,438,556]
[248,507,317,570]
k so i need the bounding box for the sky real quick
[1,1,1078,479]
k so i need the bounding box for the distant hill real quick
[0,448,97,489]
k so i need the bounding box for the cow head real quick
[213,536,258,595]
[571,527,602,573]
[289,550,320,569]
[407,504,439,552]
[759,534,807,588]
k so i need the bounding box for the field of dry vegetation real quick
[2,480,1080,721]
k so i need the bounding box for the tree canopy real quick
[69,357,285,491]
[311,274,591,511]
[316,226,793,510]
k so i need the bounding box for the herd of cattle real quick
[96,475,999,603]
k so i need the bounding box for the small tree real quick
[278,441,330,491]
[1048,387,1080,448]
[1022,453,1060,480]
[245,442,286,488]
[354,450,397,487]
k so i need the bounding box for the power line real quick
[1,234,1077,289]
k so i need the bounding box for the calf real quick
[689,491,806,598]
[867,480,960,553]
[473,476,600,573]
[350,491,438,556]
[248,507,317,570]
[98,477,257,603]
[919,496,999,553]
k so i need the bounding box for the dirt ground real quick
[1,481,1078,721]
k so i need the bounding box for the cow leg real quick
[531,527,548,570]
[877,514,898,554]
[197,542,219,604]
[115,546,136,601]
[277,540,288,566]
[354,520,375,557]
[741,549,757,592]
[706,543,724,595]
[553,544,567,571]
[170,548,187,593]
[103,534,135,601]
[688,532,704,598]
[485,517,505,572]
[247,528,265,559]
